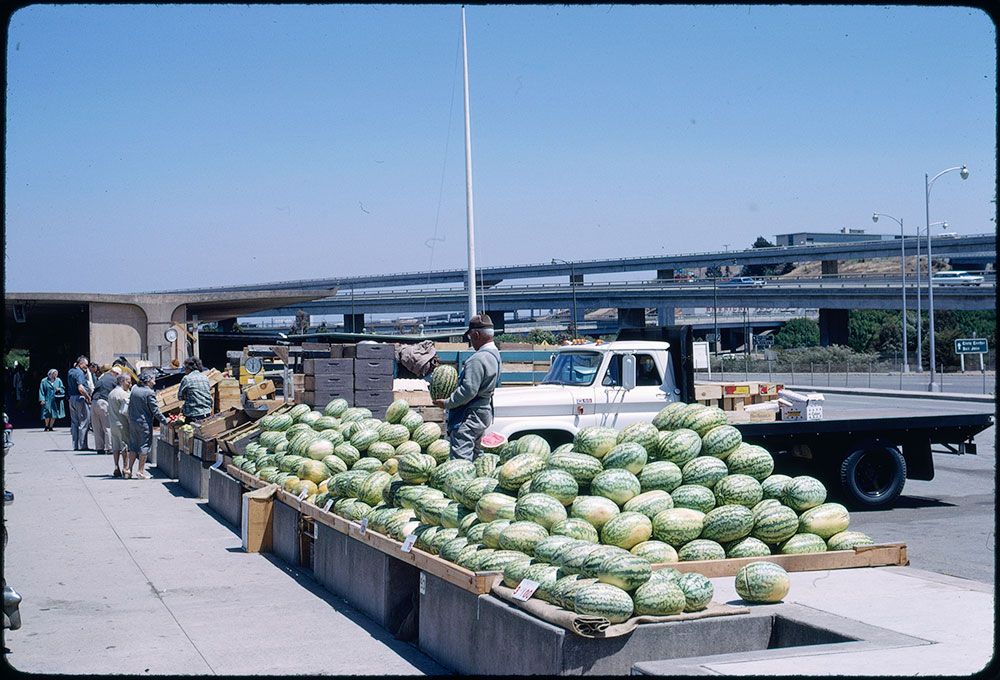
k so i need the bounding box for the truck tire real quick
[839,445,906,509]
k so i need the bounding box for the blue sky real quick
[5,4,996,293]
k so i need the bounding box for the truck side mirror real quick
[622,354,636,391]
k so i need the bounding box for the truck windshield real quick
[541,351,603,386]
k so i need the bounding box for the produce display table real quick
[154,437,179,479]
[207,467,244,527]
[177,450,212,499]
[666,543,908,577]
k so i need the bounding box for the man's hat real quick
[463,313,494,340]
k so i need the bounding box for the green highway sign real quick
[954,338,988,354]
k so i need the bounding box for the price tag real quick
[419,572,426,595]
[298,488,309,500]
[511,579,540,602]
[401,534,418,553]
[358,518,368,535]
[210,455,223,470]
[323,499,334,512]
[193,439,203,457]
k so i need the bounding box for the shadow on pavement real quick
[194,502,241,538]
[161,481,197,499]
[849,495,957,512]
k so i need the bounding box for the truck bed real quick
[737,411,994,446]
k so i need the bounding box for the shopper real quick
[126,372,167,480]
[90,365,120,455]
[108,373,132,478]
[177,357,213,422]
[433,314,502,461]
[66,356,93,451]
[38,369,66,431]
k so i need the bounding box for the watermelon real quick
[533,535,576,563]
[574,583,635,623]
[550,517,600,543]
[760,474,793,500]
[616,422,660,455]
[602,442,649,475]
[630,540,678,564]
[547,452,604,486]
[313,416,341,432]
[655,429,702,465]
[798,503,850,539]
[481,550,531,573]
[395,441,422,458]
[552,574,599,611]
[501,556,536,588]
[700,425,743,460]
[351,457,383,473]
[385,399,411,424]
[438,502,475,530]
[498,453,548,491]
[600,511,653,550]
[475,493,517,523]
[416,497,453,525]
[497,441,520,463]
[426,439,451,463]
[779,533,828,554]
[464,522,489,544]
[551,442,574,455]
[517,479,533,499]
[681,456,729,489]
[712,474,763,508]
[323,398,350,418]
[364,441,395,462]
[400,411,424,433]
[515,493,568,530]
[303,439,336,461]
[573,426,619,459]
[668,484,717,513]
[429,458,474,491]
[675,572,714,612]
[378,423,411,447]
[651,402,688,431]
[459,476,501,508]
[429,365,459,400]
[529,469,578,506]
[438,536,471,563]
[350,428,379,453]
[638,460,683,493]
[751,498,783,520]
[682,405,728,437]
[622,490,674,519]
[724,536,772,558]
[481,519,513,548]
[651,507,705,547]
[474,452,501,478]
[397,453,437,484]
[288,403,312,421]
[827,531,875,551]
[567,495,619,531]
[700,504,754,543]
[480,432,507,454]
[355,471,392,506]
[412,422,442,449]
[782,476,827,512]
[590,469,642,506]
[427,527,461,554]
[498,521,550,555]
[632,579,687,615]
[515,434,551,459]
[649,566,682,585]
[726,444,775,481]
[333,442,361,467]
[751,504,800,545]
[735,562,790,603]
[594,553,652,591]
[678,539,726,562]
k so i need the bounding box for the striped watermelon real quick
[412,422,442,449]
[483,550,531,574]
[416,497,453,525]
[600,512,653,550]
[827,531,875,551]
[700,504,754,543]
[550,517,600,543]
[350,428,379,453]
[678,539,726,561]
[632,579,687,615]
[429,365,459,400]
[651,507,705,548]
[303,439,336,461]
[366,441,397,462]
[551,442,575,455]
[590,469,642,506]
[515,434,551,459]
[498,521,550,555]
[780,533,828,554]
[351,457,382,473]
[333,442,361,468]
[395,441,422,458]
[669,484,717,513]
[616,422,660,454]
[497,441,520,463]
[623,490,674,519]
[594,553,652,592]
[676,572,714,612]
[712,474,763,508]
[378,423,411,447]
[579,545,629,577]
[501,556,536,588]
[735,561,790,603]
[569,495,621,531]
[552,574,599,611]
[682,405,728,437]
[427,528,461,554]
[760,474,793,500]
[400,411,424,433]
[529,469,579,506]
[438,536,471,563]
[517,480,533,499]
[638,460,683,493]
[654,429,703,465]
[323,398,350,418]
[782,476,827,512]
[385,399,411,424]
[751,498,783,520]
[341,407,372,422]
[464,522,489,544]
[724,536,772,558]
[458,476,501,508]
[550,539,595,568]
[533,535,576,563]
[474,453,501,478]
[681,456,729,489]
[481,519,513,548]
[428,458,474,491]
[751,504,799,544]
[573,426,619,459]
[725,444,775,481]
[652,402,688,431]
[798,503,850,539]
[515,493,568,530]
[428,439,452,463]
[397,453,437,484]
[438,502,475,530]
[498,453,548,491]
[288,404,312,421]
[602,442,649,475]
[700,425,743,460]
[475,493,517,523]
[547,452,604,486]
[574,583,635,623]
[316,429,344,446]
[630,540,678,564]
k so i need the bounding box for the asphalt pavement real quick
[697,370,995,395]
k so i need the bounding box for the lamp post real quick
[925,165,969,392]
[872,212,908,373]
[552,258,578,338]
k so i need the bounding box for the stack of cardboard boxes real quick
[301,342,397,418]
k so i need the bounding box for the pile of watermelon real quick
[234,398,876,623]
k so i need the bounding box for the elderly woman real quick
[108,373,132,478]
[126,372,167,480]
[38,369,66,431]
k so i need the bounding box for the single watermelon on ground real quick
[735,562,790,603]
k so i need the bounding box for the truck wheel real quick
[839,446,906,509]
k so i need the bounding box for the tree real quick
[740,236,794,277]
[774,318,820,348]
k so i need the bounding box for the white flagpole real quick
[461,5,478,321]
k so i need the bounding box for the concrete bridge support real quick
[657,307,676,326]
[818,308,849,346]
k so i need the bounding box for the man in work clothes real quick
[66,356,93,451]
[90,365,120,455]
[177,357,213,422]
[433,314,502,461]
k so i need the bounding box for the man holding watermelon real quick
[433,314,502,461]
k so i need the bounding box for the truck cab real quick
[489,341,682,445]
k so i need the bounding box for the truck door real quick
[598,352,671,428]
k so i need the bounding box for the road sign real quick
[955,338,988,354]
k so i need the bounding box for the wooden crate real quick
[215,378,241,412]
[660,543,908,578]
[720,381,759,398]
[393,390,433,407]
[693,383,723,401]
[412,406,445,422]
[722,395,747,412]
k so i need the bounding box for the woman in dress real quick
[39,369,66,431]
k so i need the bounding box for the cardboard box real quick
[355,373,393,391]
[355,342,396,360]
[303,358,354,375]
[744,400,780,423]
[300,389,352,406]
[241,484,277,553]
[304,373,353,391]
[354,389,393,407]
[392,389,433,407]
[694,383,723,401]
[722,381,759,397]
[354,358,395,377]
[245,379,276,401]
[777,389,825,421]
[412,405,445,422]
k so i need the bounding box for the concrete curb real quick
[780,384,995,403]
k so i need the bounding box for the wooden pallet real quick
[660,543,908,578]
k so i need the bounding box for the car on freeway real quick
[719,276,765,287]
[931,270,985,286]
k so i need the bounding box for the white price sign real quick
[193,439,203,457]
[358,518,368,535]
[323,499,334,512]
[297,488,309,500]
[210,455,223,470]
[401,534,418,553]
[511,579,540,602]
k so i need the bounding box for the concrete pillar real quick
[821,260,840,276]
[485,311,507,332]
[344,313,365,334]
[818,308,849,346]
[617,308,646,329]
[657,307,676,326]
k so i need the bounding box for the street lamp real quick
[926,165,969,392]
[552,258,579,337]
[872,212,908,373]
